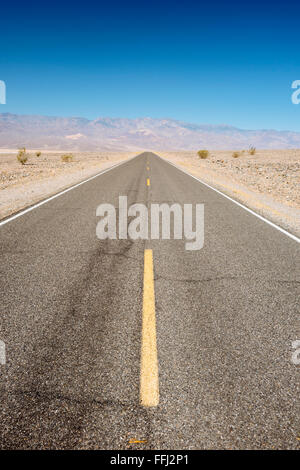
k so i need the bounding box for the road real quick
[0,152,299,450]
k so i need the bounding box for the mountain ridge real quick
[1,112,300,150]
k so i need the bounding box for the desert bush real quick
[197,150,209,159]
[17,147,28,165]
[36,151,41,157]
[232,151,240,158]
[249,146,256,155]
[61,153,73,162]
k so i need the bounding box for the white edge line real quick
[157,154,300,244]
[0,154,139,228]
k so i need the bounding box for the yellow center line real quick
[129,439,147,444]
[147,166,150,171]
[140,249,159,407]
[147,178,150,186]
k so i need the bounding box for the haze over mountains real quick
[1,112,300,151]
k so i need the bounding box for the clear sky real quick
[1,0,300,130]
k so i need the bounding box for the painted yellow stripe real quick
[129,439,147,444]
[147,166,150,171]
[140,249,159,407]
[147,178,150,186]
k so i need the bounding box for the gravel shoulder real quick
[0,150,135,220]
[158,150,300,238]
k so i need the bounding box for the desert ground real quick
[159,149,300,237]
[0,148,299,236]
[0,149,135,220]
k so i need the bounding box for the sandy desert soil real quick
[159,149,300,237]
[0,150,135,220]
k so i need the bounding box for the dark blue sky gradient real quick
[1,0,300,130]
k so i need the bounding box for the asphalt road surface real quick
[0,152,299,450]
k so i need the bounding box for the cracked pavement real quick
[0,152,299,449]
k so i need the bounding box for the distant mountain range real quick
[1,112,300,150]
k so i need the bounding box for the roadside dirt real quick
[158,150,300,238]
[0,150,135,220]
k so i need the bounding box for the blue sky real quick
[1,0,300,130]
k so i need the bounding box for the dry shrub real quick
[61,154,74,163]
[17,148,28,165]
[197,150,209,159]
